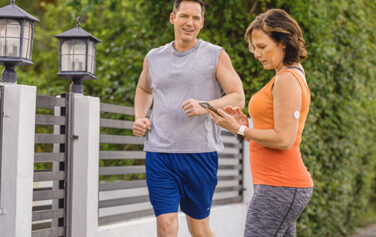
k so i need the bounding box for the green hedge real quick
[142,1,376,235]
[5,0,376,236]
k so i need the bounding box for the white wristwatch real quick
[237,125,247,136]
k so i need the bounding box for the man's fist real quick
[133,118,151,137]
[181,99,207,117]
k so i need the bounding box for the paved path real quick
[349,224,376,237]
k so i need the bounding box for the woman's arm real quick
[208,71,302,150]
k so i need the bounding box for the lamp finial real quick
[77,16,81,28]
[11,0,15,5]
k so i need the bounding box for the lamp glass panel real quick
[73,41,86,55]
[28,23,33,59]
[6,38,20,57]
[61,54,73,71]
[5,19,21,38]
[0,19,6,56]
[23,21,30,38]
[22,21,32,59]
[22,38,29,58]
[88,40,94,57]
[72,55,86,71]
[88,55,94,74]
[0,19,21,57]
[88,40,96,74]
[0,19,6,37]
[92,57,96,74]
[62,39,86,55]
[61,39,87,72]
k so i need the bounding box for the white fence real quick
[98,102,247,225]
[0,84,36,237]
[0,83,253,237]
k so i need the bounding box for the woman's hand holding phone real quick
[223,105,249,127]
[200,102,248,137]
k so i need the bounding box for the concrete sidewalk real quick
[349,224,376,237]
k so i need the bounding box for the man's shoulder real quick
[147,42,172,58]
[199,39,223,52]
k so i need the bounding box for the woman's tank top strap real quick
[287,66,305,74]
[276,68,310,94]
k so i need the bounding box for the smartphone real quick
[199,101,221,116]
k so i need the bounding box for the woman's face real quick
[251,29,286,72]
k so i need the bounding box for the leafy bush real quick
[143,1,376,235]
[2,0,375,236]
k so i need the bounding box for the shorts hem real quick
[181,209,211,220]
[144,148,221,153]
[154,209,179,217]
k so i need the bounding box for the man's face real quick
[170,1,204,43]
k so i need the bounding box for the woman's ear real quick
[280,41,286,49]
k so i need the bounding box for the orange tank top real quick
[248,68,313,188]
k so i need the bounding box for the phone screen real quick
[199,101,221,116]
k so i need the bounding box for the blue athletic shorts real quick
[145,152,218,219]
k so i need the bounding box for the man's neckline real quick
[171,39,202,57]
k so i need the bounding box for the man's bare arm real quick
[133,57,153,137]
[181,50,245,117]
[211,50,245,109]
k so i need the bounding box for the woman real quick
[207,9,313,237]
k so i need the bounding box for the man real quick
[132,0,245,236]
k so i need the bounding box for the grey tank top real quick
[144,39,224,153]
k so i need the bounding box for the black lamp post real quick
[55,17,101,94]
[0,0,39,83]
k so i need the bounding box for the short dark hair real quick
[173,0,206,17]
[245,9,307,65]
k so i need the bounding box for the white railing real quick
[0,85,3,216]
[0,83,36,237]
[0,84,253,237]
[98,102,247,225]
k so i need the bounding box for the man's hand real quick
[133,118,151,137]
[181,99,207,117]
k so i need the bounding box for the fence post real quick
[68,93,100,237]
[242,118,253,206]
[0,84,36,237]
[51,96,62,228]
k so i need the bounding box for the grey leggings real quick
[244,185,313,237]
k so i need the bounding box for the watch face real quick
[237,125,246,136]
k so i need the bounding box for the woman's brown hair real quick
[245,9,307,65]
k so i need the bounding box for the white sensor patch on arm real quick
[293,111,300,120]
